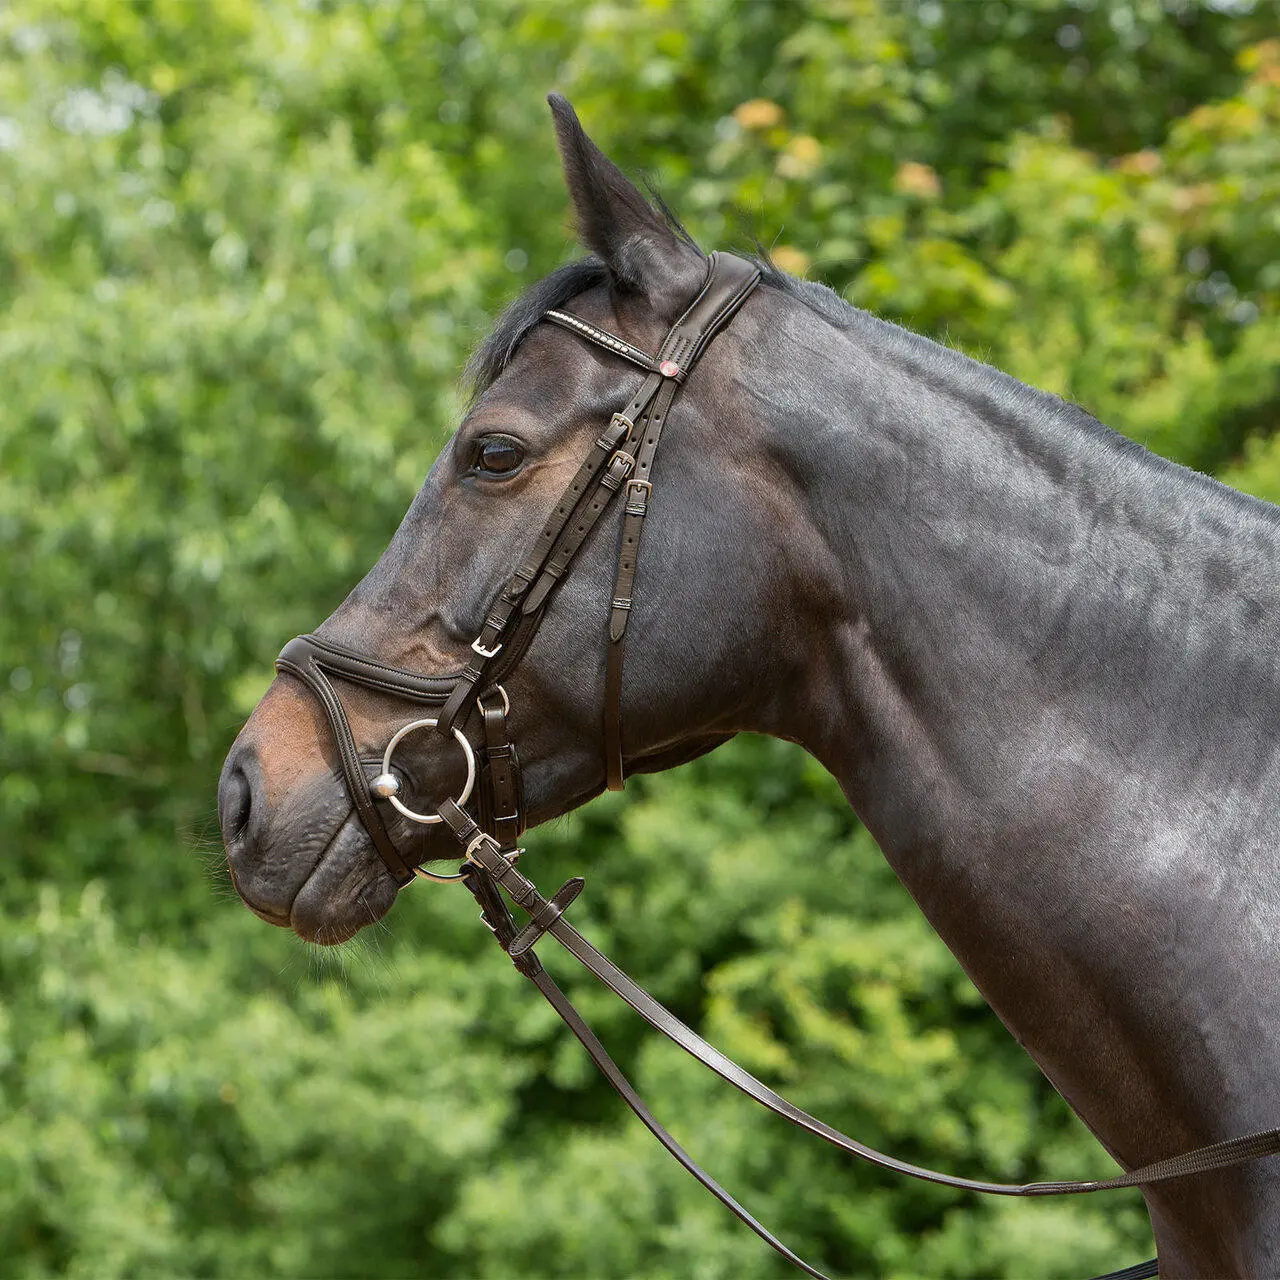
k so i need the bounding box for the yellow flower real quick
[734,99,785,131]
[771,246,810,277]
[777,135,822,179]
[893,161,941,199]
[1115,149,1161,177]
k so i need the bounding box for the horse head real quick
[218,98,817,943]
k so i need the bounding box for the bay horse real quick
[219,97,1280,1276]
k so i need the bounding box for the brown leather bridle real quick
[272,252,1277,1280]
[277,251,761,884]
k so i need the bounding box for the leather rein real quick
[274,252,1277,1280]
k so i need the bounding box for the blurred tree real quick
[2,1,1276,1276]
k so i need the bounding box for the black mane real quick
[465,192,700,400]
[465,257,611,399]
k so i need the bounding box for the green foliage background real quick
[3,1,1278,1276]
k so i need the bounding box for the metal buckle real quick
[600,413,633,447]
[601,450,636,493]
[416,837,520,887]
[464,830,494,862]
[472,636,503,660]
[464,831,522,867]
[625,478,651,514]
[478,683,511,716]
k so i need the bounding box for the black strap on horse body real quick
[274,250,1280,1280]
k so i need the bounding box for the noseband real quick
[271,251,1278,1280]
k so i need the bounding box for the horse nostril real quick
[219,764,254,846]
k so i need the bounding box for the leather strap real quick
[597,254,762,789]
[603,374,679,789]
[658,251,762,373]
[431,807,1275,1279]
[445,253,762,781]
[275,638,418,886]
[476,688,524,852]
[279,633,454,704]
[530,961,1149,1280]
[447,807,1280,1198]
[603,640,627,792]
[544,309,665,373]
[509,876,584,958]
[1094,1260,1159,1280]
[521,441,643,614]
[455,852,829,1278]
[438,394,656,732]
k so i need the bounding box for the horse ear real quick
[547,94,704,306]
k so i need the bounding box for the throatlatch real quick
[275,252,1278,1280]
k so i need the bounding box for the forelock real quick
[465,258,610,401]
[464,192,702,403]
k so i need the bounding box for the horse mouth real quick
[225,857,290,925]
[228,812,402,946]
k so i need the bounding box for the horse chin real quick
[228,810,403,946]
[287,819,403,945]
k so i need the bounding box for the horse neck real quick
[744,297,1280,1255]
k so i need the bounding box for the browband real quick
[543,309,663,373]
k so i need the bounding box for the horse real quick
[219,96,1280,1276]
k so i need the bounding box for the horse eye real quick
[475,438,524,476]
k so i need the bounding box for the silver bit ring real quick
[371,718,476,826]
